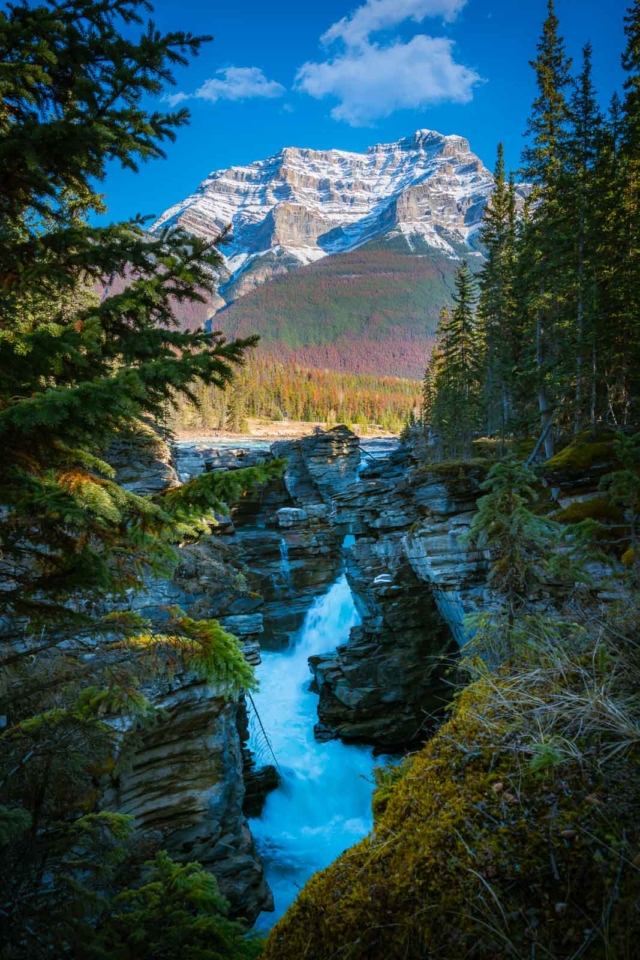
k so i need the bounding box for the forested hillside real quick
[170,356,421,433]
[212,236,466,379]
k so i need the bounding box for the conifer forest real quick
[2,1,640,958]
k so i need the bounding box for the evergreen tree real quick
[82,852,264,959]
[566,43,603,433]
[617,0,640,418]
[226,379,250,434]
[478,145,519,444]
[432,264,483,457]
[521,0,573,456]
[594,94,627,426]
[421,347,439,431]
[464,461,563,660]
[0,1,283,951]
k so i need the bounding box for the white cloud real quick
[296,34,481,126]
[322,0,467,48]
[165,67,285,108]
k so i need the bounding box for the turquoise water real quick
[248,573,377,930]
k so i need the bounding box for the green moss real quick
[371,756,414,821]
[471,438,515,460]
[555,496,625,525]
[545,433,616,473]
[264,675,640,960]
[418,457,491,477]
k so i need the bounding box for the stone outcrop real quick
[272,425,361,506]
[273,436,490,747]
[311,537,453,746]
[172,441,271,484]
[103,431,276,923]
[104,668,273,923]
[401,464,490,646]
[109,420,178,494]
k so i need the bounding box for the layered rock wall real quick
[277,436,490,747]
[103,668,272,922]
[104,428,274,923]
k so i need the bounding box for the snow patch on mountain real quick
[152,129,513,301]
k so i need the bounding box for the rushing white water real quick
[248,569,377,929]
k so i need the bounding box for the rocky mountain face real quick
[150,131,526,378]
[153,130,494,302]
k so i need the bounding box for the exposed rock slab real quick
[104,671,273,923]
[311,535,453,746]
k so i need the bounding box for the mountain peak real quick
[152,129,496,302]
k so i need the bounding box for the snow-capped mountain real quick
[152,129,498,303]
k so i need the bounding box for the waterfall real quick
[249,571,376,929]
[279,537,292,593]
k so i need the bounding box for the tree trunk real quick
[537,312,555,459]
[574,205,585,435]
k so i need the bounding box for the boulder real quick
[276,507,309,527]
[103,674,273,923]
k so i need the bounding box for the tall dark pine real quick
[618,0,640,417]
[432,263,483,458]
[479,144,518,444]
[567,44,603,433]
[521,0,573,456]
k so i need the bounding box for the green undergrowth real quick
[545,432,619,474]
[263,628,640,960]
[415,458,492,499]
[555,496,625,525]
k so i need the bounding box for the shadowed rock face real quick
[103,670,273,923]
[266,434,491,747]
[310,539,454,747]
[103,430,274,923]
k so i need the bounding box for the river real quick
[172,435,397,930]
[248,556,378,929]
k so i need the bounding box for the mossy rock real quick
[555,496,625,525]
[545,431,619,476]
[264,679,640,960]
[418,457,491,477]
[471,438,513,461]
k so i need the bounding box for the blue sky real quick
[97,0,630,224]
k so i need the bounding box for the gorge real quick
[115,424,483,929]
[106,420,640,956]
